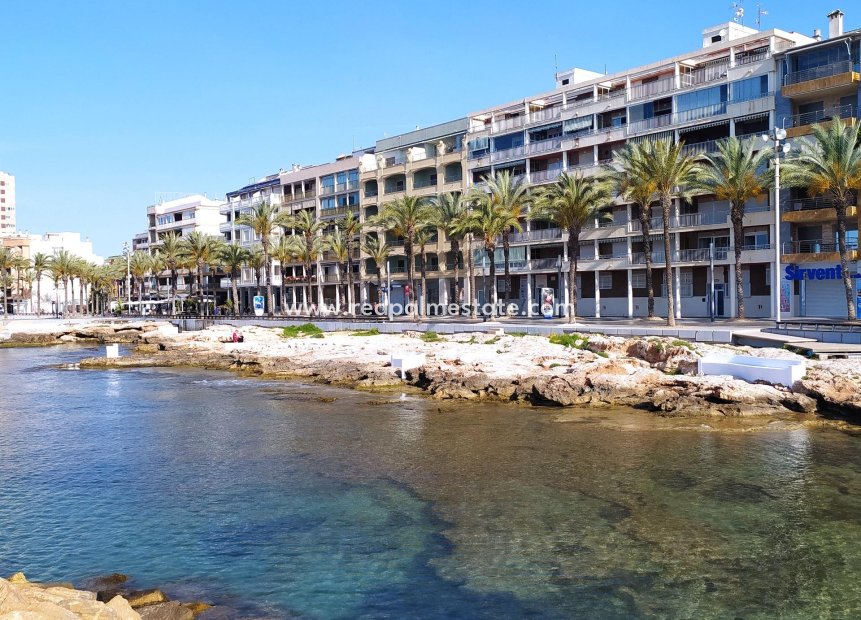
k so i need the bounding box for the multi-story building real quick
[1,234,29,313]
[131,231,149,253]
[0,171,17,235]
[30,232,104,314]
[357,120,468,306]
[463,21,814,319]
[145,194,223,304]
[775,9,861,318]
[223,156,365,312]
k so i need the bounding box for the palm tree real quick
[414,226,435,316]
[31,252,51,316]
[158,232,183,315]
[531,173,613,322]
[479,171,530,304]
[608,143,659,318]
[430,192,471,307]
[783,118,861,320]
[327,228,349,312]
[236,201,291,317]
[286,210,326,313]
[20,268,35,314]
[218,243,249,316]
[336,210,362,314]
[695,137,773,320]
[469,198,506,312]
[362,235,391,307]
[129,251,151,314]
[246,245,266,298]
[180,231,221,314]
[11,254,28,314]
[0,246,16,314]
[371,195,433,315]
[50,249,77,317]
[640,138,701,326]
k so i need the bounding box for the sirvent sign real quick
[784,265,860,281]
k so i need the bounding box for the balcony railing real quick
[529,168,564,184]
[529,106,562,124]
[320,186,335,196]
[413,178,438,189]
[789,103,857,128]
[787,196,855,211]
[627,113,673,134]
[508,228,564,243]
[492,116,525,133]
[491,145,526,163]
[364,188,378,197]
[527,137,562,155]
[734,47,770,67]
[320,205,359,219]
[628,216,664,232]
[784,60,857,86]
[531,257,562,269]
[783,240,858,254]
[681,138,721,157]
[674,102,727,125]
[628,76,675,102]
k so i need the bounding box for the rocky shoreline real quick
[2,319,856,419]
[0,572,213,620]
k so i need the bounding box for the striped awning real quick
[734,111,769,124]
[629,130,673,144]
[679,119,730,133]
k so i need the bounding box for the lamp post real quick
[761,128,790,323]
[122,242,131,315]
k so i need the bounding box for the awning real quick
[733,112,769,124]
[679,119,730,133]
[629,130,673,144]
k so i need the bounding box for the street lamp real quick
[761,128,791,323]
[122,241,131,314]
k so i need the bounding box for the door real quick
[714,283,725,317]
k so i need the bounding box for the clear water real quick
[1,346,860,619]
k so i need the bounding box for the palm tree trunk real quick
[466,235,477,318]
[264,246,274,318]
[502,230,511,304]
[641,207,655,318]
[63,279,69,317]
[36,277,41,315]
[731,207,746,319]
[346,241,355,316]
[137,277,143,314]
[568,228,579,323]
[836,201,857,320]
[405,239,416,317]
[451,238,461,307]
[420,248,428,317]
[662,196,676,327]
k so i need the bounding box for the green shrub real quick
[509,332,528,338]
[484,336,500,345]
[549,333,589,350]
[282,323,324,338]
[421,331,441,342]
[351,328,381,337]
[671,339,693,351]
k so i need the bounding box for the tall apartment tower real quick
[0,171,16,235]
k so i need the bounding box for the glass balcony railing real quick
[789,103,857,128]
[784,60,858,86]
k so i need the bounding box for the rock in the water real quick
[127,589,168,608]
[137,601,193,620]
[8,572,28,584]
[107,594,142,620]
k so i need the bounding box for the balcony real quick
[528,106,562,125]
[288,190,316,202]
[491,116,525,133]
[491,145,526,163]
[412,177,438,190]
[626,113,673,135]
[628,76,676,102]
[782,60,861,98]
[364,188,378,198]
[782,239,859,263]
[529,168,564,184]
[508,228,564,244]
[531,257,563,270]
[786,103,858,138]
[681,138,721,158]
[783,196,857,223]
[319,186,336,197]
[320,205,360,220]
[527,137,562,156]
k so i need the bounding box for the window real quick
[468,137,490,158]
[561,78,569,86]
[321,197,335,210]
[676,85,728,113]
[743,231,769,249]
[680,270,693,298]
[631,272,646,288]
[599,273,612,289]
[731,75,768,102]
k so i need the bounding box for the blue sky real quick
[0,0,846,256]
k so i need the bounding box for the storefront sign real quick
[252,295,265,317]
[784,264,860,281]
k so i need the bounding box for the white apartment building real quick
[0,171,16,235]
[30,232,104,314]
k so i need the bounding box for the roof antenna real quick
[554,53,558,75]
[732,2,745,25]
[755,4,767,29]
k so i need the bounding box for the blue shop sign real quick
[784,264,860,281]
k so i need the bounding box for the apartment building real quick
[462,21,815,319]
[774,10,861,318]
[357,119,468,306]
[0,172,16,235]
[145,194,223,302]
[1,234,29,314]
[222,156,364,312]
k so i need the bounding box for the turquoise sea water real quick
[1,345,860,618]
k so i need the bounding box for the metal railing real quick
[531,257,562,269]
[787,196,847,211]
[527,137,562,155]
[529,106,562,124]
[491,145,526,163]
[627,113,673,134]
[734,47,770,66]
[789,103,857,128]
[492,116,525,133]
[412,178,438,189]
[783,240,858,254]
[674,102,727,125]
[364,188,378,197]
[784,60,856,86]
[628,76,675,101]
[529,168,564,184]
[508,228,564,243]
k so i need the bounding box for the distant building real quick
[0,171,16,235]
[146,194,222,249]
